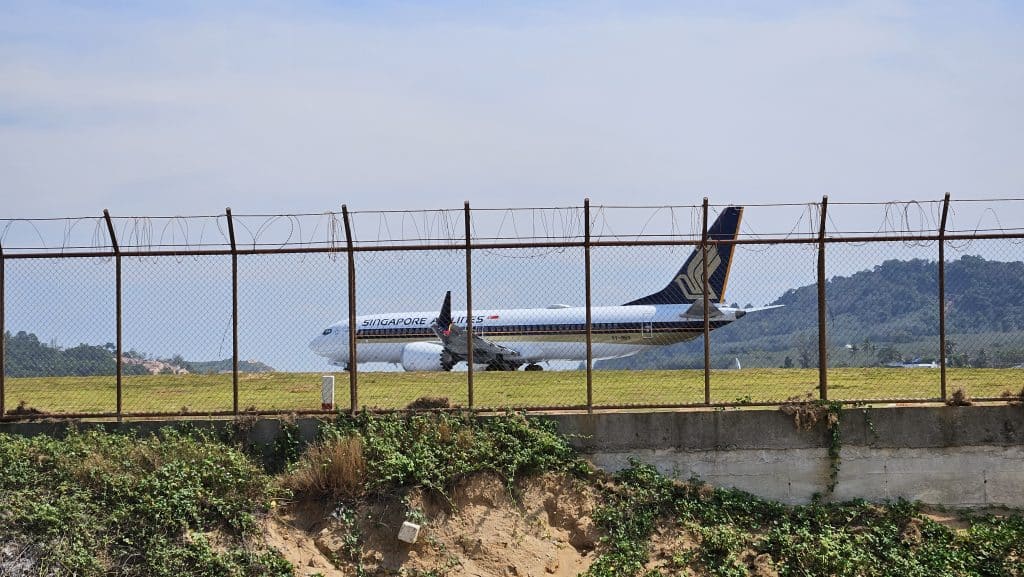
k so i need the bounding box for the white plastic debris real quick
[397,521,421,544]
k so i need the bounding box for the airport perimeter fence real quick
[2,195,1024,420]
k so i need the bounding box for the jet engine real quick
[401,342,455,372]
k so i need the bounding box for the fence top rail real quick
[10,397,1023,422]
[2,229,1024,259]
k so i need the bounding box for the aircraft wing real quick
[430,291,523,367]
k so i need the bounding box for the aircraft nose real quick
[309,334,326,356]
[310,333,335,357]
[310,327,347,360]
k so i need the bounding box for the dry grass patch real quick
[780,393,833,431]
[284,434,367,500]
[1000,387,1024,406]
[947,387,973,406]
[405,395,451,410]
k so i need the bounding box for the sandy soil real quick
[260,474,1008,577]
[263,472,600,577]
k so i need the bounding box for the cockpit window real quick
[322,328,333,335]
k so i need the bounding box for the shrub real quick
[405,396,451,410]
[319,411,586,495]
[947,387,973,406]
[284,434,367,500]
[0,428,290,576]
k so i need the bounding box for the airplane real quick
[309,206,780,371]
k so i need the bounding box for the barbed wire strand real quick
[2,199,1024,253]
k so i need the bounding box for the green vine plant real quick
[586,459,1024,577]
[780,395,844,495]
[823,401,842,494]
[270,417,303,473]
[853,402,879,445]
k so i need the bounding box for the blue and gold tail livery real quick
[624,206,743,306]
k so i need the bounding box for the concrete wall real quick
[544,406,1024,507]
[2,405,1022,507]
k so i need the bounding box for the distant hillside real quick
[2,331,133,378]
[600,255,1024,370]
[3,332,275,377]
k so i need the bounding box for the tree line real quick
[2,331,148,377]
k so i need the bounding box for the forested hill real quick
[3,332,123,378]
[732,255,1024,340]
[601,255,1024,369]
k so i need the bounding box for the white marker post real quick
[321,375,335,410]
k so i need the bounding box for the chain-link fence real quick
[2,197,1023,419]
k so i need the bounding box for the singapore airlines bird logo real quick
[675,246,722,301]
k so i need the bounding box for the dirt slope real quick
[264,472,600,577]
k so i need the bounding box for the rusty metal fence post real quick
[226,208,239,414]
[464,202,474,409]
[102,209,123,420]
[341,205,358,414]
[0,239,5,417]
[938,193,951,400]
[701,199,711,405]
[584,198,593,413]
[817,197,829,401]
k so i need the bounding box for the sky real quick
[2,1,1024,371]
[1,0,1022,220]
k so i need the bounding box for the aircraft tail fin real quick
[624,206,743,306]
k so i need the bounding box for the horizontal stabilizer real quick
[742,305,784,313]
[681,300,724,319]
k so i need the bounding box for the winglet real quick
[437,291,453,334]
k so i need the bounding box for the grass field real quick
[4,367,1023,415]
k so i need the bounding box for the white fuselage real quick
[309,304,744,368]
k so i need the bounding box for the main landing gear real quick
[524,363,543,372]
[440,351,457,372]
[485,356,523,371]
